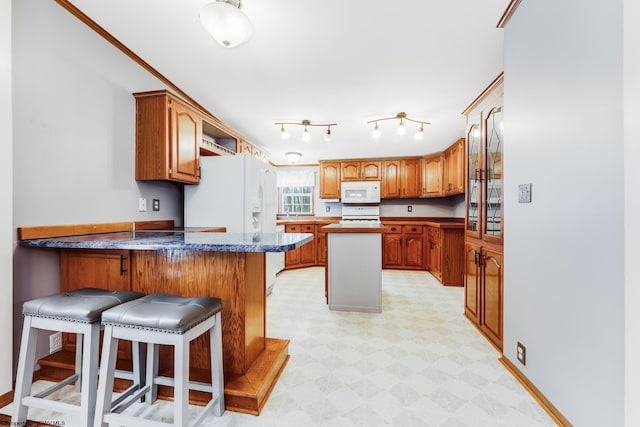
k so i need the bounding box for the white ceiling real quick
[67,0,508,165]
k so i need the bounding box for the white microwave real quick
[341,181,381,204]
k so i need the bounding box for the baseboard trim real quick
[499,356,572,426]
[0,389,14,408]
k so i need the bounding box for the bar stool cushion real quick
[22,288,145,323]
[101,293,223,334]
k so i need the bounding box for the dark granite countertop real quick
[18,231,313,253]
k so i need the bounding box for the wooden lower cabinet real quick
[464,242,503,350]
[283,221,338,269]
[382,224,424,270]
[284,223,315,268]
[425,226,465,286]
[59,249,133,359]
[316,225,328,265]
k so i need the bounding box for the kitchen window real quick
[277,169,315,215]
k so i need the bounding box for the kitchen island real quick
[18,227,313,415]
[321,223,385,313]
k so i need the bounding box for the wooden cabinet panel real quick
[444,138,464,196]
[427,227,442,279]
[340,162,360,181]
[60,250,132,359]
[463,74,504,351]
[171,100,201,183]
[422,154,444,197]
[299,224,316,264]
[340,160,381,181]
[361,161,382,180]
[316,225,328,265]
[319,162,341,199]
[383,233,403,268]
[381,160,401,198]
[401,158,421,198]
[134,91,201,184]
[284,223,316,268]
[464,243,481,325]
[480,248,503,349]
[383,224,424,269]
[404,235,424,269]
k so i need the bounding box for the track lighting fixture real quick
[274,119,338,143]
[367,112,431,140]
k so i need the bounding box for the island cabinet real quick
[382,224,424,269]
[340,160,382,181]
[134,91,202,184]
[284,223,316,268]
[319,161,341,199]
[462,73,504,351]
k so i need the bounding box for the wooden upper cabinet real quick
[400,158,421,198]
[381,160,401,198]
[360,160,382,180]
[340,161,360,181]
[170,100,201,183]
[422,154,444,197]
[444,138,465,196]
[134,91,201,184]
[340,160,381,181]
[319,161,341,199]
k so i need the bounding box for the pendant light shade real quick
[199,1,253,49]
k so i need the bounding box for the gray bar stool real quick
[94,293,224,427]
[12,288,145,427]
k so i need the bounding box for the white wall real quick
[11,0,183,375]
[1,0,14,394]
[503,1,625,425]
[624,0,640,425]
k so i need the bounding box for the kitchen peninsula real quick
[17,224,313,415]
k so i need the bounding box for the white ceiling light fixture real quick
[199,0,253,49]
[285,152,302,163]
[274,119,338,143]
[367,112,431,140]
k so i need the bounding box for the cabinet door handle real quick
[120,255,128,276]
[411,227,417,232]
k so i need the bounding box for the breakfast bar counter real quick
[18,228,313,415]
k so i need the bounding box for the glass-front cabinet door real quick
[465,124,481,238]
[483,107,503,242]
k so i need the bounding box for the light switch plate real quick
[518,184,532,203]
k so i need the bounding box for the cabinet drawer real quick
[301,224,314,233]
[285,224,299,232]
[384,224,402,233]
[402,225,423,235]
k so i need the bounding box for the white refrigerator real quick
[184,154,282,293]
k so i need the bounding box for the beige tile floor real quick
[2,267,556,426]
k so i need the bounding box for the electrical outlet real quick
[407,205,413,212]
[152,199,160,211]
[138,197,147,212]
[517,341,526,365]
[518,183,532,203]
[325,205,330,213]
[49,332,62,354]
